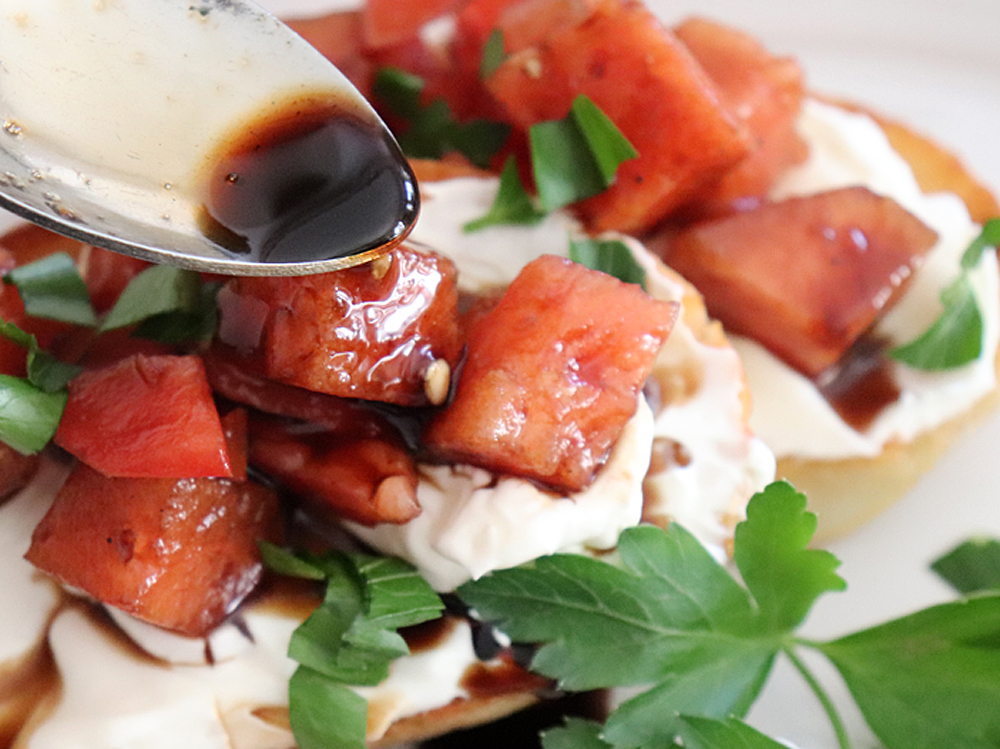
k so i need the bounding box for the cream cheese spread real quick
[743,98,998,460]
[0,458,68,681]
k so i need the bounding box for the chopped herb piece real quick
[569,95,638,186]
[100,265,203,333]
[480,28,506,79]
[373,67,509,168]
[289,668,368,749]
[931,538,1000,594]
[890,221,1000,370]
[465,156,546,232]
[373,67,425,121]
[530,94,636,211]
[264,547,443,749]
[569,237,646,288]
[0,374,67,454]
[961,217,1000,269]
[258,541,327,581]
[26,350,80,394]
[5,252,96,326]
[889,274,982,370]
[0,319,79,392]
[131,281,220,344]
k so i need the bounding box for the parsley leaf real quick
[100,264,205,335]
[818,595,1000,749]
[289,668,368,749]
[373,67,509,169]
[673,716,791,748]
[457,483,849,749]
[531,95,636,211]
[569,237,646,289]
[541,718,612,749]
[961,217,1000,269]
[4,252,96,326]
[480,28,506,79]
[734,480,846,632]
[890,219,1000,370]
[0,374,67,454]
[0,319,79,392]
[262,545,443,749]
[888,274,983,370]
[464,156,546,232]
[931,538,1000,594]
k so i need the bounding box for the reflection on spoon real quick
[0,0,419,276]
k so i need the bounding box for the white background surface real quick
[230,0,1000,746]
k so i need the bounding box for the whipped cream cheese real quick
[0,458,67,679]
[348,397,654,591]
[18,598,490,749]
[743,98,998,460]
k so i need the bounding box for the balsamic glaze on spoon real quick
[199,94,419,265]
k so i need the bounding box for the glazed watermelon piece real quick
[216,245,463,407]
[362,0,464,49]
[248,414,420,527]
[674,17,808,218]
[656,187,939,377]
[483,0,751,234]
[26,463,281,636]
[423,254,677,492]
[54,354,234,478]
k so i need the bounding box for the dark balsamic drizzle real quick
[198,96,418,264]
[817,334,902,431]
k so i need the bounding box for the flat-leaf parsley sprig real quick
[457,481,1000,749]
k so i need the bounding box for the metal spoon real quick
[0,0,419,276]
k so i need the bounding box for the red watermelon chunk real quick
[482,0,751,234]
[54,354,234,478]
[248,414,420,527]
[216,245,463,407]
[423,254,677,492]
[26,463,281,636]
[655,187,939,377]
[674,16,808,218]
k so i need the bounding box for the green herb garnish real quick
[890,219,999,370]
[464,155,546,232]
[465,94,637,229]
[0,319,78,453]
[0,373,67,454]
[480,28,506,79]
[455,481,1000,749]
[530,94,637,212]
[961,217,1000,269]
[100,265,203,334]
[373,67,509,169]
[932,538,1000,595]
[569,237,646,289]
[4,252,97,326]
[261,543,444,749]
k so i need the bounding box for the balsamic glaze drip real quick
[817,334,902,431]
[199,96,418,264]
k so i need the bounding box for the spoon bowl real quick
[0,0,419,276]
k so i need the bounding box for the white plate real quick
[261,2,1000,745]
